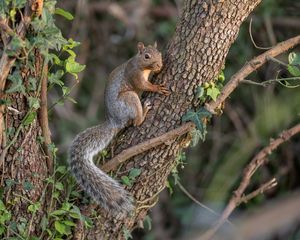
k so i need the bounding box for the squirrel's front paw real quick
[143,99,152,113]
[157,84,170,96]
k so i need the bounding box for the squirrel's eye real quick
[144,53,151,60]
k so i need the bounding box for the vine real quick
[0,0,88,239]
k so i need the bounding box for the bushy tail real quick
[69,121,134,216]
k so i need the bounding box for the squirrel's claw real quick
[157,84,170,96]
[143,99,152,113]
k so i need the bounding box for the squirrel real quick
[69,42,170,216]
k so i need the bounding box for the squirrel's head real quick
[136,42,163,73]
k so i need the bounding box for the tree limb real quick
[102,122,195,172]
[199,123,300,240]
[205,35,300,114]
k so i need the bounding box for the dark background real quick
[51,1,300,239]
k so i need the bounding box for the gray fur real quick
[69,43,164,216]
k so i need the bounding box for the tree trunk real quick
[87,0,262,239]
[0,2,48,237]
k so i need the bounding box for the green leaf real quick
[66,96,77,104]
[61,202,71,211]
[5,179,16,188]
[6,71,25,94]
[287,65,300,77]
[62,220,76,227]
[51,210,66,216]
[65,56,85,77]
[0,200,5,211]
[182,110,202,131]
[206,86,220,101]
[28,202,41,213]
[0,225,5,235]
[48,70,65,86]
[62,86,70,96]
[55,8,74,20]
[196,86,204,99]
[28,97,40,110]
[121,176,132,187]
[218,71,225,82]
[56,166,67,174]
[143,215,152,231]
[55,182,64,191]
[123,227,133,240]
[288,52,300,65]
[5,35,24,56]
[23,112,37,126]
[41,216,48,231]
[54,221,69,235]
[165,180,173,195]
[23,181,34,191]
[64,38,81,49]
[129,168,141,179]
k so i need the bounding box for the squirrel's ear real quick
[137,42,144,53]
[153,41,157,48]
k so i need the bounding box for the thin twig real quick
[238,178,277,204]
[199,123,300,240]
[249,18,271,50]
[177,181,234,226]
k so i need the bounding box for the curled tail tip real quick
[105,193,135,217]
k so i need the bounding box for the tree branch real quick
[199,123,300,240]
[205,35,300,114]
[102,122,195,172]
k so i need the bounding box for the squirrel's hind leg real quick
[119,91,150,126]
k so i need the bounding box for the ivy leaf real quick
[56,166,67,174]
[64,38,81,50]
[54,221,68,235]
[121,176,132,187]
[41,216,48,231]
[23,181,34,191]
[23,112,37,126]
[287,65,300,77]
[65,56,86,78]
[6,71,26,94]
[51,209,66,216]
[196,86,204,99]
[55,182,64,191]
[182,108,211,141]
[5,179,16,188]
[5,35,24,56]
[28,97,40,110]
[288,52,300,66]
[54,8,74,20]
[206,86,220,101]
[123,228,133,240]
[182,110,203,131]
[48,70,64,86]
[129,168,141,179]
[28,202,41,213]
[143,215,152,231]
[62,220,76,227]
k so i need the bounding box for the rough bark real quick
[1,59,48,236]
[0,2,48,234]
[86,0,262,239]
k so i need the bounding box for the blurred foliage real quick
[48,0,300,239]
